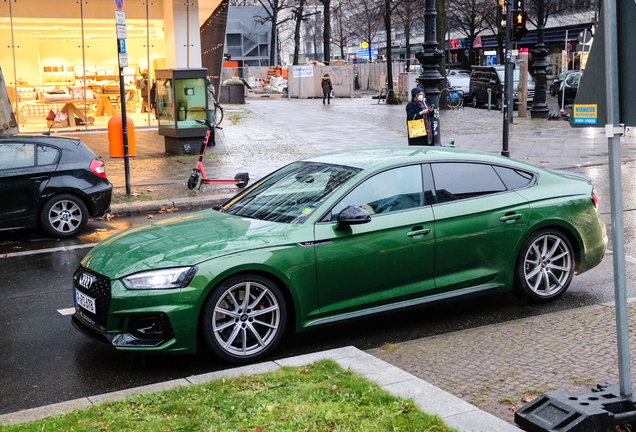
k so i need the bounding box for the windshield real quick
[221,161,361,224]
[497,70,535,84]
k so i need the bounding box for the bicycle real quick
[445,87,464,109]
[211,97,224,126]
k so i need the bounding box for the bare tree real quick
[255,0,293,65]
[394,0,425,72]
[447,0,494,67]
[344,0,383,63]
[318,0,332,63]
[332,0,348,60]
[290,0,321,64]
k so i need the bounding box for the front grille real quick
[73,265,111,329]
[527,90,535,98]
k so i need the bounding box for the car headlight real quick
[121,267,197,290]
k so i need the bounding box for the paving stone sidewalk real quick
[369,299,636,425]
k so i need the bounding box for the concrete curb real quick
[0,346,517,431]
[109,194,234,216]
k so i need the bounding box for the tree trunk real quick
[269,10,278,65]
[404,16,411,71]
[436,0,446,76]
[322,0,331,63]
[385,0,398,104]
[293,3,304,64]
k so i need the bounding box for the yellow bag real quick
[407,118,427,138]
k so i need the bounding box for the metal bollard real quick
[487,88,491,111]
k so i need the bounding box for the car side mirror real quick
[335,205,371,231]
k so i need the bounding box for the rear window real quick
[493,166,534,190]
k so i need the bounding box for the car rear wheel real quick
[202,274,286,363]
[516,229,574,302]
[39,193,88,238]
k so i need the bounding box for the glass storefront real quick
[0,0,166,132]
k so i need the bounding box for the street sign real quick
[118,52,128,67]
[566,43,572,51]
[116,25,127,39]
[115,0,124,11]
[118,38,126,54]
[115,10,125,25]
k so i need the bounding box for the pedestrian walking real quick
[135,71,149,113]
[321,73,333,105]
[405,87,434,146]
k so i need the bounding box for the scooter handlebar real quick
[194,119,223,129]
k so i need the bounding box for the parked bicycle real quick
[445,87,464,109]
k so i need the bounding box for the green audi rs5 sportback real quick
[72,147,607,363]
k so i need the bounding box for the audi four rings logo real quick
[79,274,95,290]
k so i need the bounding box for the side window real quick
[331,165,423,220]
[432,163,506,203]
[0,143,35,170]
[37,145,60,166]
[493,165,533,190]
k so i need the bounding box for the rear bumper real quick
[85,182,113,216]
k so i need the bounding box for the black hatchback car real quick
[0,135,112,237]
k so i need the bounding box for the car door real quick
[430,162,530,291]
[0,143,57,228]
[314,164,436,316]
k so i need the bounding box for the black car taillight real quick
[592,191,599,210]
[90,159,107,179]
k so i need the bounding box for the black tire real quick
[187,170,201,190]
[234,172,250,189]
[39,193,88,238]
[515,229,574,303]
[550,84,556,96]
[214,104,224,126]
[472,93,481,107]
[201,274,287,364]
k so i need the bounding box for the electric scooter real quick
[187,119,249,190]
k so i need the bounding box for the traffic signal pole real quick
[501,0,513,157]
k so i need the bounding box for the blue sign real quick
[119,38,126,53]
[115,0,124,11]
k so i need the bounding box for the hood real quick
[82,209,310,279]
[411,87,423,99]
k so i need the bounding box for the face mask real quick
[417,95,425,101]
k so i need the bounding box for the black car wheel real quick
[550,83,557,96]
[515,229,574,302]
[40,193,88,238]
[202,274,287,363]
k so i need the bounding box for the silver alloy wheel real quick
[523,233,572,297]
[212,281,281,357]
[49,199,83,234]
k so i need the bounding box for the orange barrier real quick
[108,114,136,158]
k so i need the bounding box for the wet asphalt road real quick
[1,162,636,416]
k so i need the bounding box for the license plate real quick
[75,289,96,314]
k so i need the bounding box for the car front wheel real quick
[202,274,287,363]
[516,229,574,302]
[39,193,88,238]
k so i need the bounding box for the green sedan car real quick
[72,147,607,363]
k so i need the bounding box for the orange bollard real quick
[108,114,136,158]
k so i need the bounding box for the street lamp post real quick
[530,0,549,118]
[415,0,444,145]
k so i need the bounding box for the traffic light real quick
[511,11,528,41]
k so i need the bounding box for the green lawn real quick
[0,360,456,432]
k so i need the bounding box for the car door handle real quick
[500,213,523,222]
[407,228,431,237]
[29,176,49,181]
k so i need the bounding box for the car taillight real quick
[592,192,599,210]
[90,159,107,179]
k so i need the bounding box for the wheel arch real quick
[515,221,583,269]
[37,189,96,222]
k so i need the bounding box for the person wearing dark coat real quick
[405,87,434,145]
[321,73,333,104]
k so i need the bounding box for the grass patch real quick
[111,190,154,204]
[0,360,456,432]
[226,110,249,125]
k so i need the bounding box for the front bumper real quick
[72,266,198,353]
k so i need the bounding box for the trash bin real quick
[108,114,136,158]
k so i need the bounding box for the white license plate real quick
[75,289,96,314]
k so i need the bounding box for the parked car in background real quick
[72,147,606,364]
[558,71,583,106]
[550,70,578,96]
[446,75,470,103]
[0,135,112,237]
[447,69,472,76]
[470,65,535,109]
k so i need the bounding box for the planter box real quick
[219,85,245,104]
